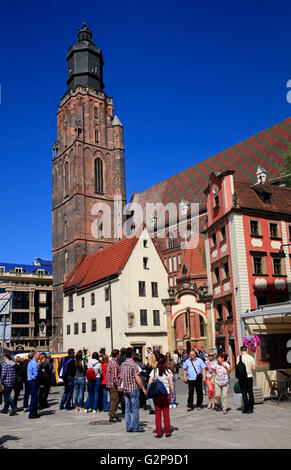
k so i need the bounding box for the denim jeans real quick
[28,380,39,418]
[3,385,16,412]
[102,384,110,411]
[170,376,176,405]
[147,383,155,411]
[124,388,140,432]
[23,381,31,409]
[74,377,86,408]
[60,376,74,409]
[85,377,101,411]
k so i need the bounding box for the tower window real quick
[94,157,104,193]
[95,129,99,143]
[64,161,69,197]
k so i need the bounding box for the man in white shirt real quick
[237,346,256,414]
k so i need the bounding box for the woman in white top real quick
[84,352,102,413]
[214,353,231,414]
[148,354,175,438]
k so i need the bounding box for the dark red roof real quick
[234,181,291,215]
[64,235,139,292]
[132,118,291,211]
[178,236,207,279]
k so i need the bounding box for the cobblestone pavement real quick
[0,371,291,449]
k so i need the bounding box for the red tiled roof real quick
[132,118,291,211]
[234,181,291,215]
[64,235,139,292]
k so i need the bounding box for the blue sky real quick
[0,0,291,263]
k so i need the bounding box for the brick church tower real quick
[52,24,126,352]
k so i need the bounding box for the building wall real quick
[0,269,53,352]
[63,231,169,357]
[52,87,126,352]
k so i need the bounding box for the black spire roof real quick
[66,24,104,92]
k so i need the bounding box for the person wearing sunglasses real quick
[205,353,217,409]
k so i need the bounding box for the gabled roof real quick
[64,235,140,293]
[234,181,291,215]
[132,118,291,211]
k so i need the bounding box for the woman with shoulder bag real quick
[148,354,175,438]
[214,353,231,414]
[84,352,102,413]
[205,352,217,409]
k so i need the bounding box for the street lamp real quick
[279,244,291,257]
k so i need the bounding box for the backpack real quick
[58,357,73,379]
[235,355,248,382]
[86,368,97,381]
[147,369,168,398]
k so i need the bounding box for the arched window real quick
[64,161,69,196]
[95,128,99,143]
[95,157,104,193]
[94,105,98,119]
[64,220,68,242]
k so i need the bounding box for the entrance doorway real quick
[132,345,144,362]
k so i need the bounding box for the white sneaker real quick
[172,404,176,408]
[169,405,172,408]
[92,410,97,414]
[84,409,88,413]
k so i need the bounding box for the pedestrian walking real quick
[13,356,26,410]
[84,352,102,413]
[173,350,181,374]
[23,352,33,412]
[214,353,231,414]
[165,352,177,408]
[205,352,217,409]
[183,350,206,411]
[59,348,75,410]
[236,346,256,414]
[0,353,17,416]
[106,349,122,423]
[145,352,157,415]
[148,354,175,438]
[133,354,148,410]
[120,347,147,433]
[101,355,110,412]
[38,353,51,409]
[73,352,86,412]
[27,351,41,419]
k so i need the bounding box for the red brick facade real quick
[52,87,126,351]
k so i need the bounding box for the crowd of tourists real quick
[0,344,256,436]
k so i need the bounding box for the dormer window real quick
[212,185,219,209]
[15,267,23,274]
[254,187,271,205]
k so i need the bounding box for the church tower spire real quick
[67,23,104,92]
[52,25,126,352]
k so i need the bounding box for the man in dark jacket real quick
[60,349,75,410]
[23,352,33,412]
[1,353,17,416]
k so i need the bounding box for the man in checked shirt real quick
[106,349,123,423]
[120,347,147,433]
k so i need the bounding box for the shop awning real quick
[241,301,291,337]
